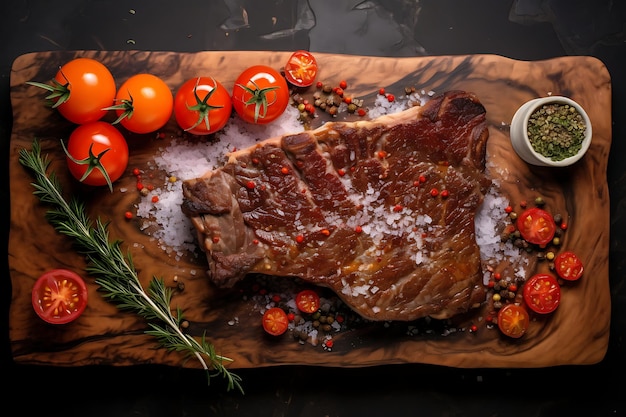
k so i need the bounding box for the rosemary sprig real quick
[18,139,243,393]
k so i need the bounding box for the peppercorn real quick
[527,103,586,161]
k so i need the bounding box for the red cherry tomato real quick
[174,76,232,135]
[497,303,530,338]
[284,50,318,88]
[32,269,88,324]
[295,289,321,314]
[64,121,129,190]
[110,73,173,134]
[232,65,289,124]
[523,273,561,314]
[516,207,556,246]
[262,307,289,336]
[554,251,584,281]
[27,57,116,124]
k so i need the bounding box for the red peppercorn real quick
[212,236,220,243]
[440,189,449,198]
[136,182,144,191]
[246,181,255,189]
[378,88,386,95]
[430,188,439,197]
[339,80,347,89]
[386,93,395,102]
[355,225,363,233]
[321,229,330,236]
[469,324,478,333]
[281,166,289,174]
[295,235,304,243]
[151,195,159,203]
[132,168,141,176]
[377,150,387,158]
[418,175,426,183]
[357,108,366,117]
[505,205,513,213]
[272,294,281,303]
[337,168,346,176]
[287,312,295,321]
[124,211,133,220]
[493,272,501,280]
[393,204,403,212]
[316,81,323,89]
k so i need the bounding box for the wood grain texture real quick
[8,51,611,370]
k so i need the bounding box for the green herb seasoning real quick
[527,103,587,161]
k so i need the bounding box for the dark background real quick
[2,0,625,415]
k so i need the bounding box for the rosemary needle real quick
[18,139,243,393]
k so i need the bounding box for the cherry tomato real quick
[64,121,129,191]
[27,57,116,124]
[284,50,318,88]
[32,269,88,324]
[174,76,232,135]
[497,303,530,338]
[232,65,289,124]
[554,251,584,281]
[516,207,556,246]
[262,307,289,336]
[295,289,321,314]
[523,273,561,314]
[109,73,173,134]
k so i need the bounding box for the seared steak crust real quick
[182,90,490,321]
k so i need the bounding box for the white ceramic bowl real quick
[510,96,592,167]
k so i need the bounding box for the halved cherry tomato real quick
[262,307,289,336]
[174,76,232,135]
[27,57,116,124]
[232,65,289,124]
[554,251,584,281]
[64,121,129,191]
[108,73,173,134]
[32,269,88,324]
[295,289,321,314]
[284,50,318,88]
[523,273,561,314]
[516,207,556,246]
[497,303,530,338]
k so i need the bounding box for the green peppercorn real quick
[527,103,586,161]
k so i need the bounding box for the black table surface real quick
[2,1,625,416]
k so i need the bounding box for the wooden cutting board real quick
[8,50,612,370]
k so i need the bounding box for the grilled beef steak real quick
[182,90,491,321]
